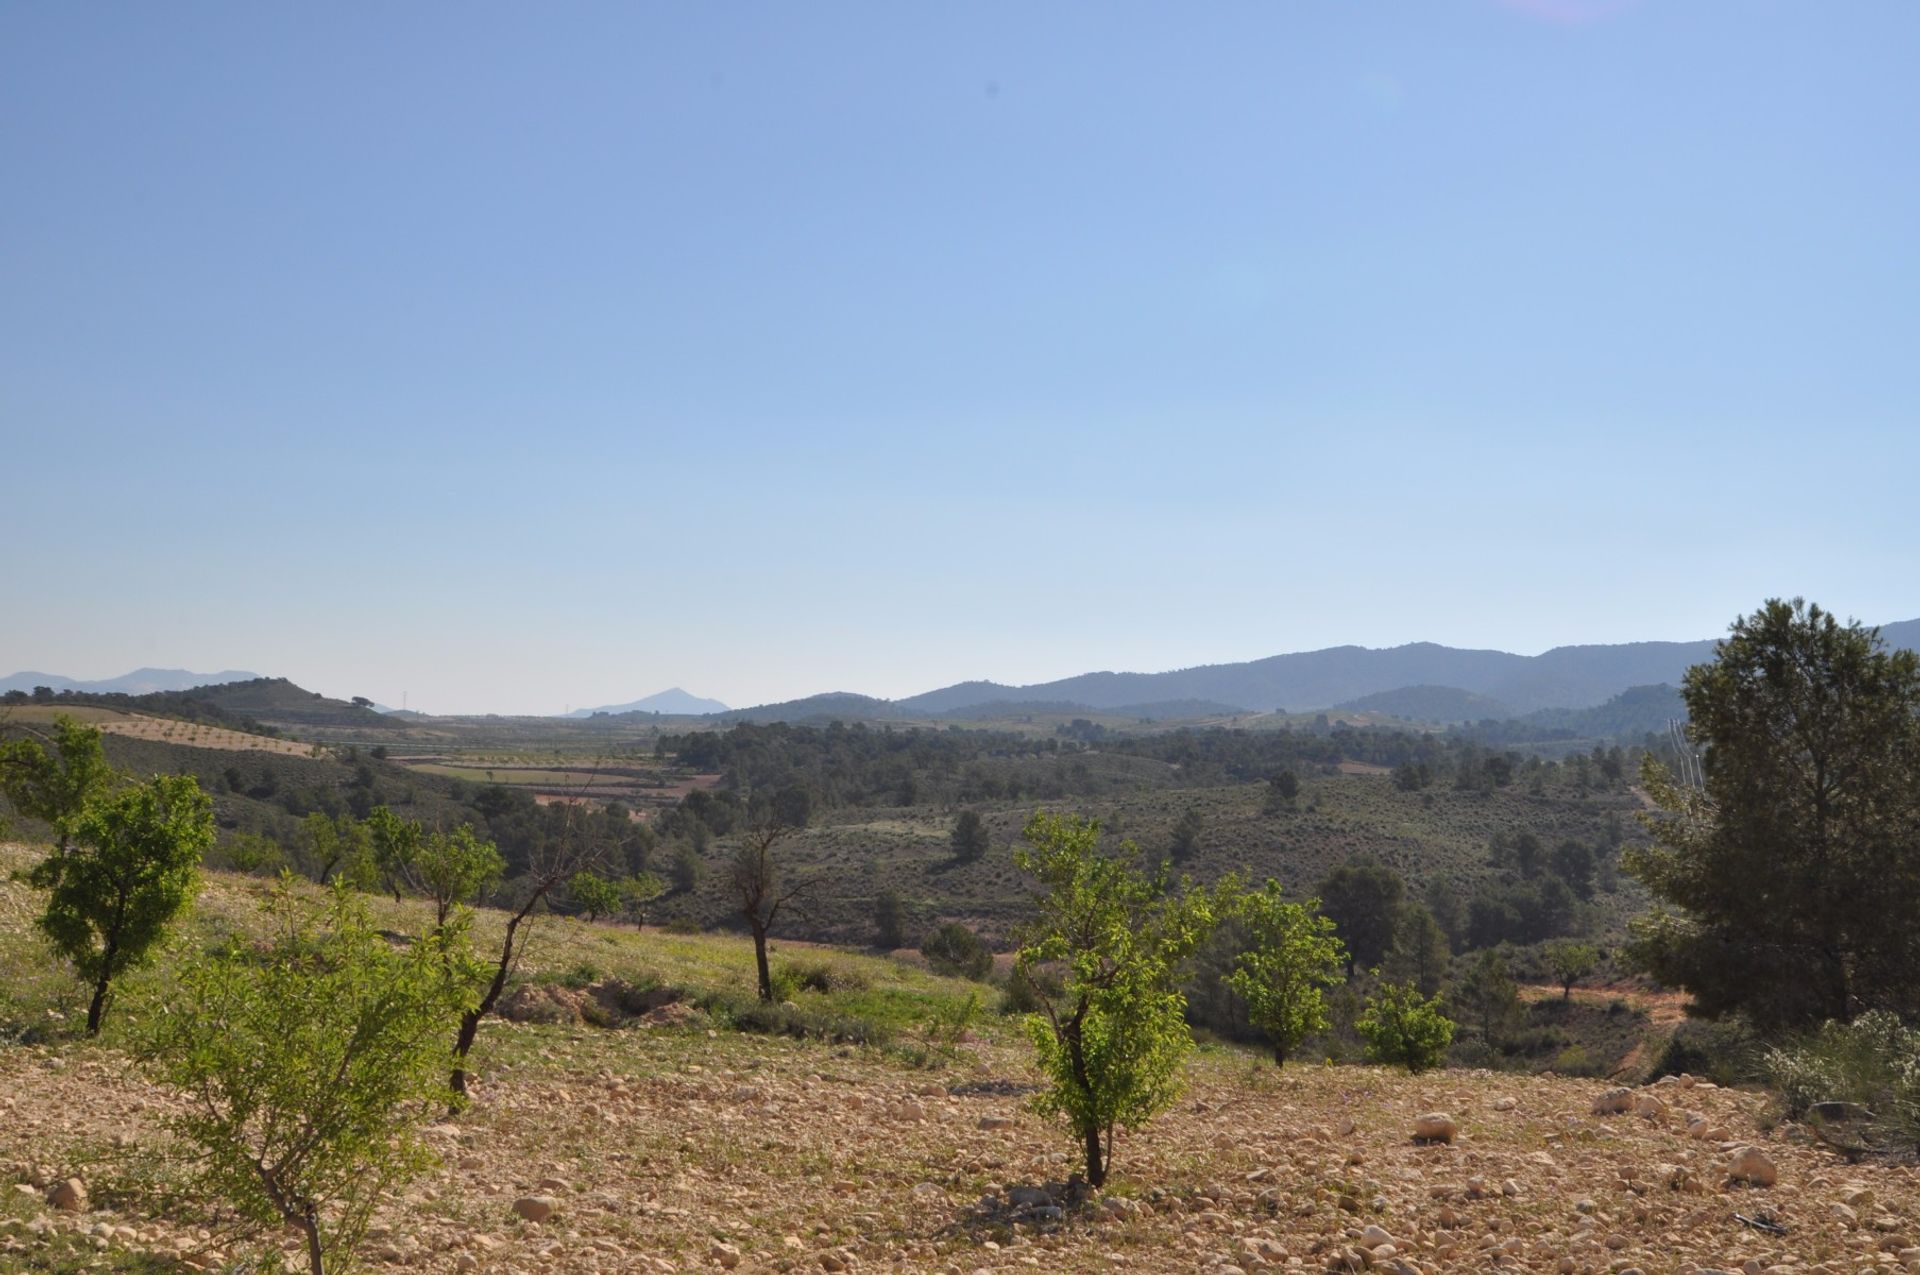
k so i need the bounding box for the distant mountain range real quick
[15,615,1918,727]
[566,688,731,718]
[0,667,262,697]
[892,619,1920,718]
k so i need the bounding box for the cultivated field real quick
[2,846,1916,1275]
[2,706,317,757]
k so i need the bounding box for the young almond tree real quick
[36,772,213,1034]
[1013,811,1214,1188]
[0,715,116,856]
[1222,877,1346,1066]
[144,883,481,1275]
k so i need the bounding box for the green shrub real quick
[1765,1012,1920,1150]
[777,958,871,995]
[1000,962,1064,1016]
[559,961,602,990]
[920,922,993,980]
[1551,1044,1603,1077]
[1357,979,1455,1074]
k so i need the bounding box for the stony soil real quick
[4,1018,1917,1275]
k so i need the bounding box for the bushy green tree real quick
[1545,940,1599,1001]
[1013,811,1214,1187]
[1264,770,1301,813]
[0,716,115,854]
[1627,600,1920,1028]
[1454,947,1522,1049]
[1386,901,1451,997]
[1167,807,1204,862]
[872,887,908,949]
[569,869,622,922]
[1222,878,1345,1066]
[1318,859,1404,976]
[36,772,213,1033]
[1357,979,1454,1073]
[142,883,481,1275]
[404,824,504,929]
[950,809,990,863]
[921,921,993,980]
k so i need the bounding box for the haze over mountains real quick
[14,618,1918,724]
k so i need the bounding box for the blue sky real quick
[3,2,1916,714]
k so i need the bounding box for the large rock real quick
[1727,1147,1778,1187]
[511,1195,557,1222]
[1412,1112,1456,1143]
[1591,1087,1634,1116]
[48,1178,87,1212]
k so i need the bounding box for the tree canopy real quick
[1627,600,1920,1028]
[1013,811,1214,1187]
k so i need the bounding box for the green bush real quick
[694,988,893,1047]
[1765,1012,1920,1150]
[1000,962,1064,1016]
[920,922,993,980]
[1357,979,1455,1074]
[777,958,871,995]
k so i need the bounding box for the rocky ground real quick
[4,1015,1917,1275]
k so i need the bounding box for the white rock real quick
[1412,1112,1457,1143]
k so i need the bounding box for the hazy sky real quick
[4,3,1916,714]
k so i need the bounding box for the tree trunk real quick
[452,905,531,1098]
[1082,1122,1106,1188]
[1272,1042,1287,1067]
[753,926,773,1002]
[301,1214,325,1275]
[86,931,118,1035]
[86,974,110,1036]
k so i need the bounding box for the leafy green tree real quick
[1317,859,1404,977]
[35,772,213,1034]
[1386,901,1451,997]
[402,823,504,929]
[616,872,666,926]
[1221,878,1346,1066]
[1167,807,1204,863]
[1550,839,1597,899]
[950,809,990,863]
[142,883,480,1275]
[1012,811,1215,1187]
[1453,947,1521,1049]
[872,888,908,949]
[1545,940,1599,1001]
[669,838,704,892]
[569,869,622,922]
[1626,600,1920,1028]
[1264,769,1301,813]
[296,812,370,887]
[1356,979,1454,1073]
[363,805,422,900]
[921,921,993,980]
[0,715,115,855]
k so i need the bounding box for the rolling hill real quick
[0,667,260,696]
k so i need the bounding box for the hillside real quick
[1332,685,1513,723]
[1,850,1909,1275]
[0,668,260,696]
